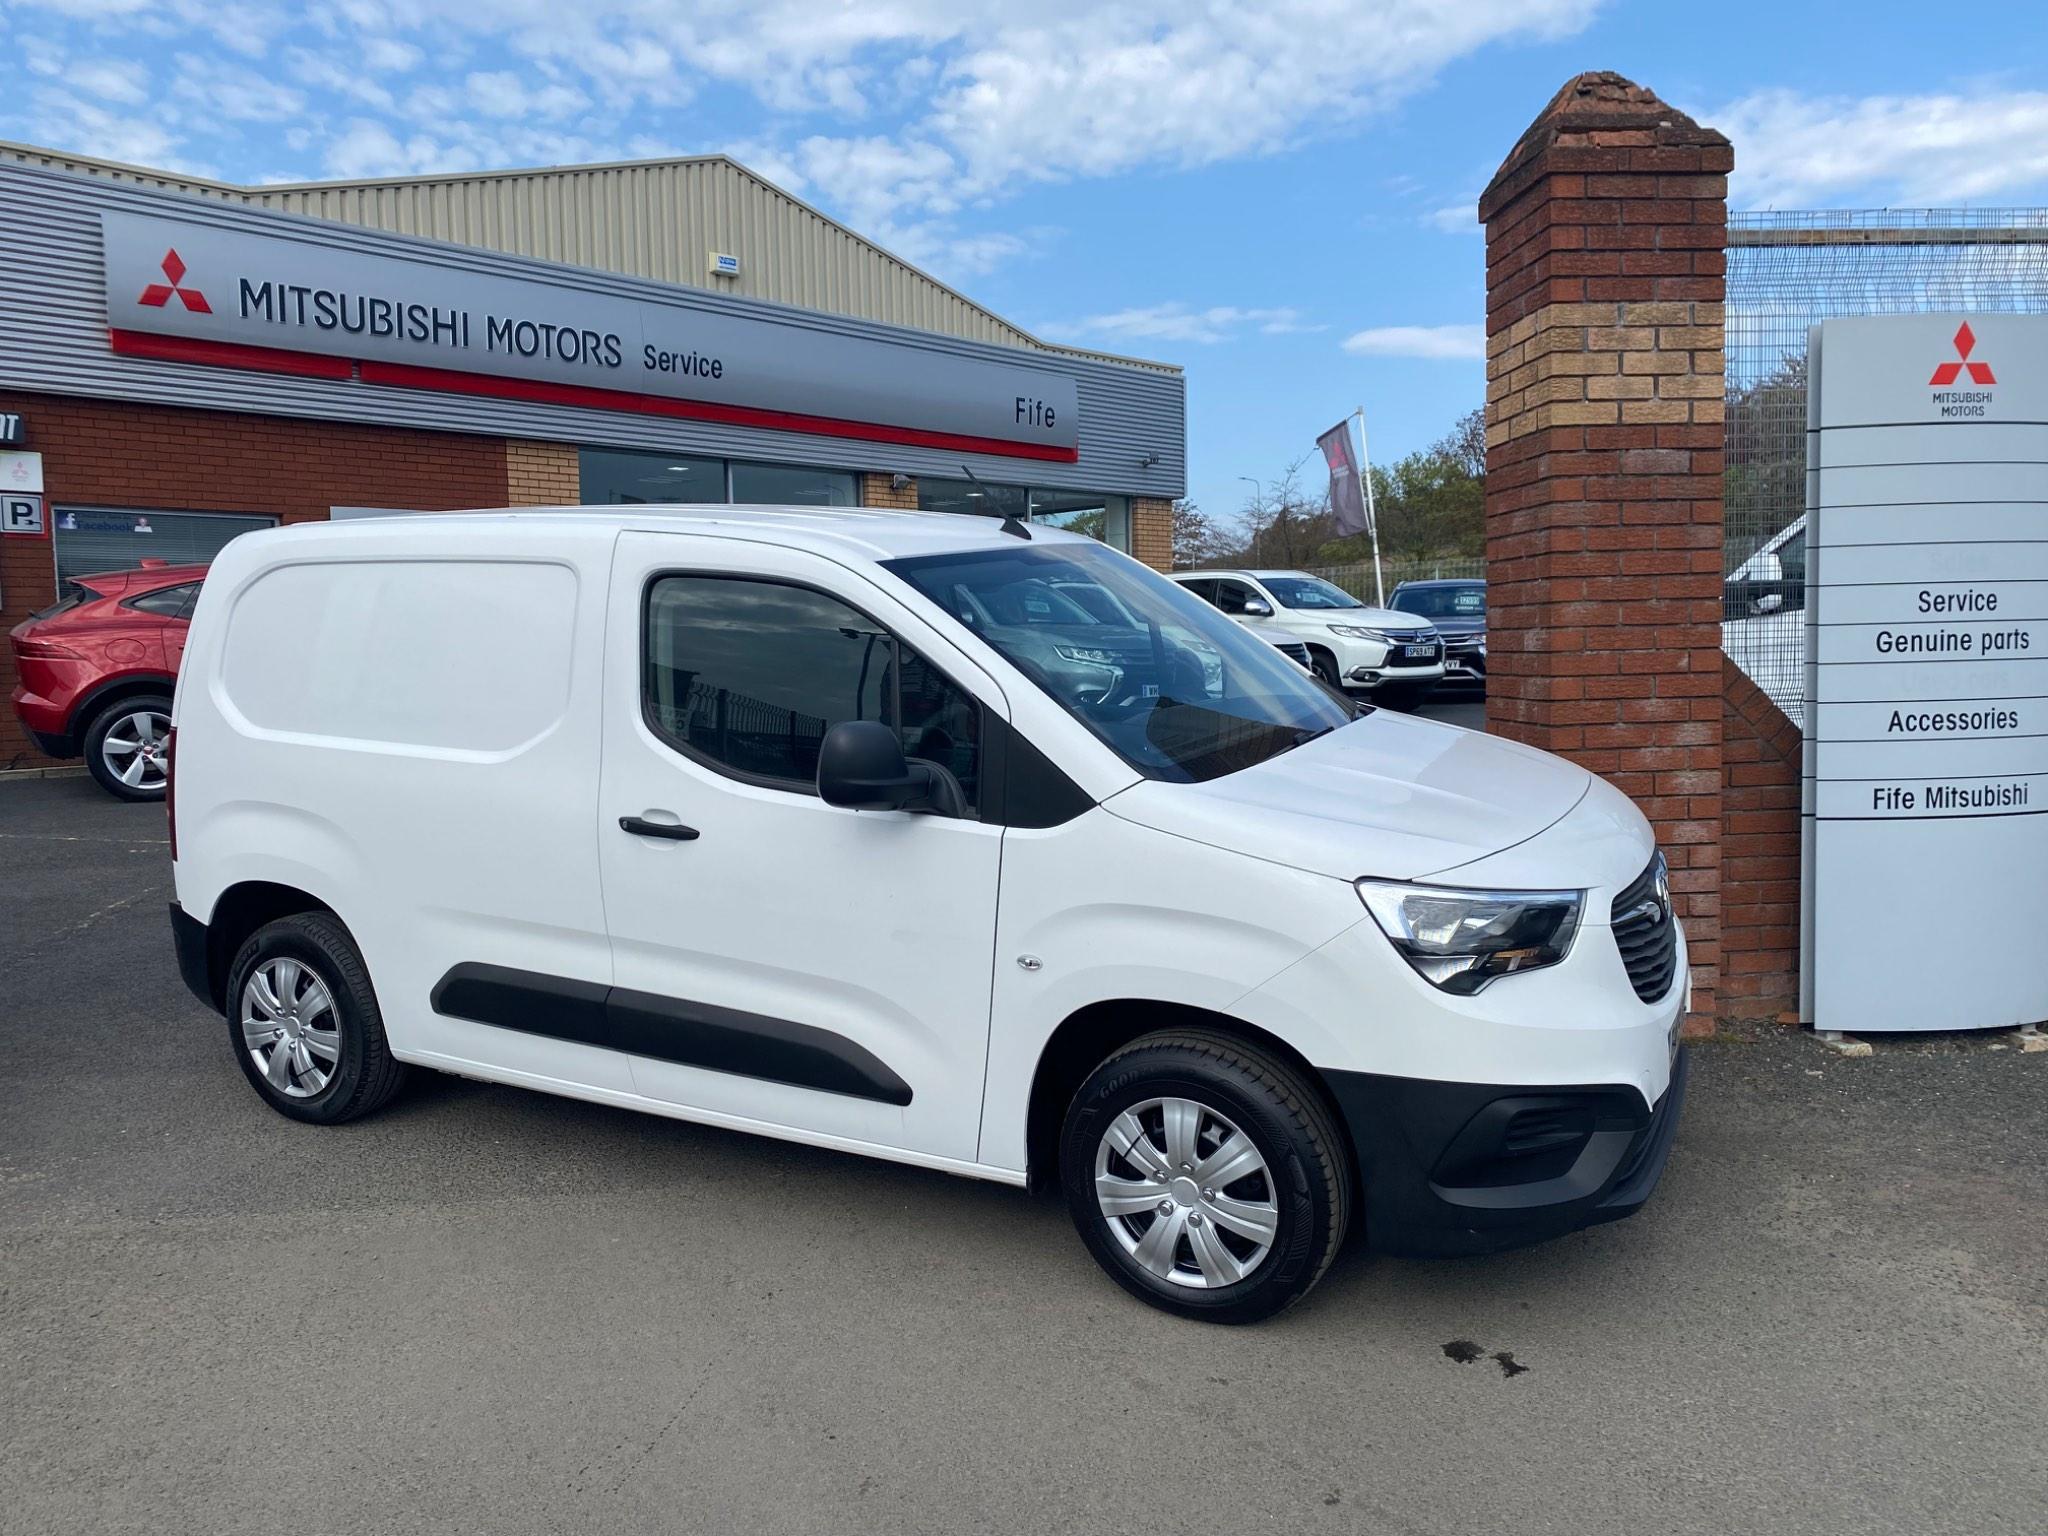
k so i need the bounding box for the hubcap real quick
[101,709,171,791]
[239,958,341,1099]
[1094,1097,1280,1289]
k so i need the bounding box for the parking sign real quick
[3,494,45,536]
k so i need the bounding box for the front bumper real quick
[1328,1045,1689,1257]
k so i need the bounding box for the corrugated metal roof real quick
[0,139,1174,374]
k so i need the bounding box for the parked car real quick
[1170,569,1445,708]
[1387,578,1486,692]
[9,559,206,800]
[1049,575,1314,673]
[1723,517,1807,726]
[168,509,1688,1324]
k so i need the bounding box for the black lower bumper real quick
[169,902,216,1010]
[27,727,78,759]
[1326,1046,1689,1258]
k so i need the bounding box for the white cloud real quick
[171,53,305,120]
[363,36,421,72]
[0,0,1605,278]
[1051,304,1320,346]
[1713,87,2048,207]
[1341,324,1485,360]
[466,70,589,120]
[24,86,184,167]
[1423,203,1478,234]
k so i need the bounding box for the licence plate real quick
[1400,644,1437,659]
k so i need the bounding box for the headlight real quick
[1355,879,1583,994]
[1054,645,1118,665]
[1328,624,1395,641]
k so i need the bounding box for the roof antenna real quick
[961,463,1031,539]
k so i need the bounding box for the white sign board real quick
[2,493,44,535]
[1801,315,2048,1033]
[0,450,43,492]
[100,212,1079,461]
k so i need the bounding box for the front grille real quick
[1272,640,1311,668]
[1610,853,1679,1003]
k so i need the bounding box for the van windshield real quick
[883,542,1356,783]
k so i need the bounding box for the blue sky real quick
[5,1,2047,525]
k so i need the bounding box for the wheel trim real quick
[1094,1097,1280,1289]
[101,708,171,790]
[240,957,341,1099]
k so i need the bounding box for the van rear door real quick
[596,531,1007,1164]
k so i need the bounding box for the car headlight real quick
[1328,624,1396,641]
[1054,645,1119,666]
[1355,879,1583,994]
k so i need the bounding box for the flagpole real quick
[1355,407,1385,607]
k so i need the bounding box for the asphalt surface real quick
[3,772,2045,1536]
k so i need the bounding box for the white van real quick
[168,508,1688,1323]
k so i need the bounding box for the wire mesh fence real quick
[1724,209,2048,725]
[1300,556,1485,605]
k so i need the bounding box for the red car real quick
[9,559,206,801]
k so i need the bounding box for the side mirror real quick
[817,720,960,814]
[1241,597,1273,618]
[1752,590,1785,615]
[1751,552,1784,584]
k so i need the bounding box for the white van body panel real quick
[1102,709,1592,883]
[176,517,626,1089]
[597,528,1008,1163]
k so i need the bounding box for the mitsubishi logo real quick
[1928,321,1994,386]
[137,249,211,314]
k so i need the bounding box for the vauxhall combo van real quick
[168,508,1688,1323]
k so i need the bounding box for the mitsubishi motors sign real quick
[1801,314,2048,1034]
[101,211,1081,462]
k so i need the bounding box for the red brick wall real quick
[1721,658,1802,1015]
[1479,73,1731,1028]
[0,392,510,768]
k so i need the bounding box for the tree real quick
[1312,407,1485,565]
[1170,499,1237,569]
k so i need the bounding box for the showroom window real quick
[729,461,856,506]
[52,507,277,589]
[579,448,856,507]
[643,575,980,809]
[581,449,726,505]
[917,478,1129,552]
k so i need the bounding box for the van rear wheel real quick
[224,913,406,1124]
[1059,1030,1351,1323]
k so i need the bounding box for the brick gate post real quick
[1479,73,1730,1028]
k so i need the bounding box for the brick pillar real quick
[1130,497,1173,572]
[860,471,917,509]
[1479,73,1729,1027]
[506,440,579,505]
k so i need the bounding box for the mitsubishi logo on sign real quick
[1928,321,1996,386]
[137,249,211,314]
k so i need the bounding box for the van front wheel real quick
[224,913,406,1125]
[1059,1030,1351,1323]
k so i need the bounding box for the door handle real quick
[618,815,700,841]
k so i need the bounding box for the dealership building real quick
[0,144,1185,769]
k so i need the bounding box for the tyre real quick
[225,913,406,1125]
[83,693,174,801]
[1307,650,1343,689]
[1060,1030,1351,1323]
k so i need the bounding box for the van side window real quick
[643,575,981,812]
